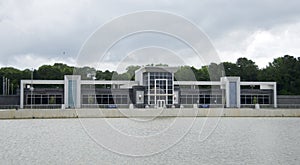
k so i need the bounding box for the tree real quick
[37,65,61,80]
[175,66,197,81]
[96,70,114,80]
[197,66,210,81]
[222,62,239,77]
[49,96,55,104]
[259,55,300,95]
[36,63,73,80]
[73,66,96,80]
[0,67,23,94]
[208,63,223,81]
[125,65,140,80]
[0,55,299,95]
[236,57,258,81]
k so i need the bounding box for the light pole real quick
[30,68,34,109]
[7,79,9,95]
[11,83,13,95]
[250,84,255,105]
[221,70,225,108]
[5,77,7,95]
[2,76,4,95]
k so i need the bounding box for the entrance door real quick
[157,100,166,108]
[155,79,168,108]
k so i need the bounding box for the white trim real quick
[81,80,138,85]
[21,80,64,84]
[175,81,221,86]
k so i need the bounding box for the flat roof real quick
[135,66,179,74]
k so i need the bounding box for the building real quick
[19,66,277,109]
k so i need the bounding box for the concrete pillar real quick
[274,83,277,108]
[64,75,81,109]
[221,77,240,108]
[20,80,24,109]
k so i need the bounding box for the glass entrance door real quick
[157,100,166,108]
[155,79,167,108]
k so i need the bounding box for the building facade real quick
[19,66,277,109]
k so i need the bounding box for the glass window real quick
[27,97,32,104]
[258,96,264,104]
[216,96,222,104]
[245,96,252,104]
[192,95,198,104]
[241,95,246,104]
[102,97,108,104]
[122,97,128,104]
[42,95,48,104]
[83,97,89,104]
[204,96,210,104]
[56,97,62,104]
[187,96,193,104]
[96,97,102,104]
[263,96,270,104]
[34,97,41,104]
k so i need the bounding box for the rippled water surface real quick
[0,118,299,164]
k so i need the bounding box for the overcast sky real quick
[1,0,300,71]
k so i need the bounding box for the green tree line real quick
[0,55,299,95]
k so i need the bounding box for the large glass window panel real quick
[258,95,264,104]
[42,95,48,104]
[192,95,198,104]
[56,97,62,104]
[204,96,210,104]
[83,97,89,104]
[241,95,245,104]
[245,96,252,104]
[35,97,41,104]
[187,96,193,104]
[102,97,108,104]
[263,96,270,104]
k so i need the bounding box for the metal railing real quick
[1,104,300,110]
[81,104,130,109]
[277,104,300,109]
[0,105,20,109]
[23,104,62,109]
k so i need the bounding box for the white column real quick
[172,73,175,104]
[76,78,81,109]
[237,80,241,108]
[226,81,230,108]
[20,80,24,109]
[273,83,277,108]
[166,79,168,105]
[148,72,150,105]
[154,79,157,106]
[64,75,81,109]
[64,76,68,108]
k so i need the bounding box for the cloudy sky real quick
[1,0,300,71]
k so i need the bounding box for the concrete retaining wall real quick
[0,108,300,119]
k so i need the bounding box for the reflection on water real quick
[0,118,299,164]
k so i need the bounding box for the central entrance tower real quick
[135,66,178,108]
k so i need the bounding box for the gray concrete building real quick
[17,66,278,109]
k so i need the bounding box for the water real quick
[0,118,299,164]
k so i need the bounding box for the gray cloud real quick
[0,0,300,69]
